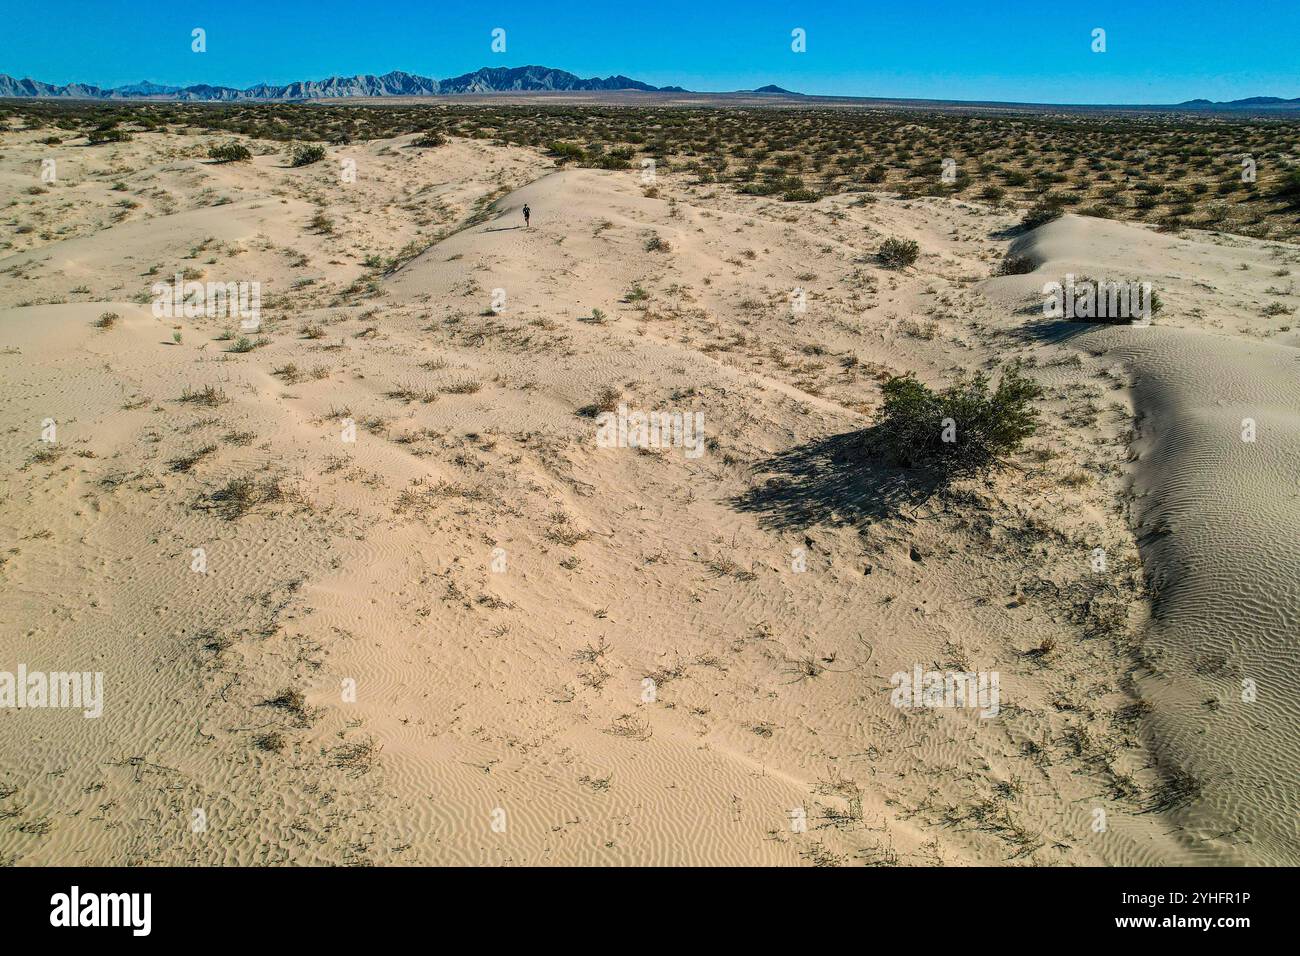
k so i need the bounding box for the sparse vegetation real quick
[578,384,622,417]
[0,92,1290,871]
[202,474,293,520]
[8,99,1298,239]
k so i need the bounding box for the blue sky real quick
[2,0,1297,104]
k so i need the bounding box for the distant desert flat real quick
[1,124,1297,866]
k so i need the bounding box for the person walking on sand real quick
[522,204,531,229]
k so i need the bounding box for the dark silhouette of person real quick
[523,204,531,228]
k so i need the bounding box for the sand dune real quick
[1,128,1295,865]
[990,216,1300,864]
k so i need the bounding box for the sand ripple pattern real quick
[1081,325,1300,864]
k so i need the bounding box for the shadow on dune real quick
[729,428,946,530]
[1002,318,1104,346]
[989,225,1028,241]
[483,226,523,233]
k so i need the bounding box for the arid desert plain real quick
[1,102,1298,866]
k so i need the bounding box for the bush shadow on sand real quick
[1002,318,1111,347]
[729,427,949,530]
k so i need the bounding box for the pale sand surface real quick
[1,130,1295,865]
[989,217,1300,864]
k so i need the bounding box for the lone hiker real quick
[522,204,531,228]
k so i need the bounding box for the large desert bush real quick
[549,141,585,163]
[997,253,1036,276]
[782,185,819,202]
[208,142,251,163]
[289,144,326,167]
[874,365,1042,479]
[86,127,131,144]
[1278,168,1300,204]
[878,237,920,269]
[1021,201,1063,229]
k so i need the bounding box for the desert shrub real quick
[1278,169,1300,204]
[1053,275,1163,322]
[644,235,671,253]
[86,127,131,144]
[874,365,1043,478]
[549,141,585,163]
[997,254,1036,276]
[783,187,819,202]
[1021,201,1063,229]
[411,130,445,147]
[878,237,920,269]
[578,384,622,417]
[289,144,326,167]
[208,142,251,163]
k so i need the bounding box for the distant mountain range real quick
[1,67,1294,110]
[0,66,715,101]
[1174,96,1300,111]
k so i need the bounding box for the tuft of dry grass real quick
[179,384,229,407]
[441,378,482,395]
[200,474,299,520]
[168,444,217,473]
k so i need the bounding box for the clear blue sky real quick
[2,0,1297,104]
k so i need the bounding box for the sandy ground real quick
[0,127,1296,865]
